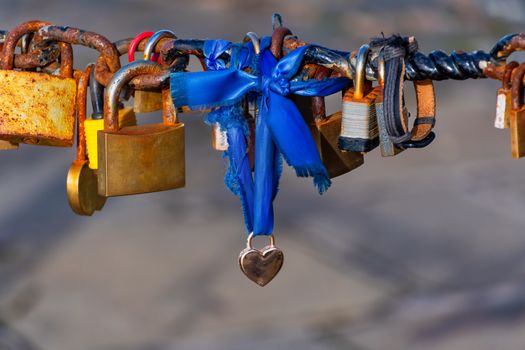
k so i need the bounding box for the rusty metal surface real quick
[30,25,121,86]
[104,61,164,131]
[1,20,52,69]
[95,38,173,90]
[0,70,76,146]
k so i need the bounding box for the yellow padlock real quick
[66,64,106,216]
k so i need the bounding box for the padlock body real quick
[510,107,525,159]
[133,90,162,113]
[339,88,380,152]
[0,70,76,146]
[311,112,364,178]
[97,123,185,197]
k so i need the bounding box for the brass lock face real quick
[98,61,185,197]
[0,23,76,146]
[133,89,162,113]
[66,64,106,216]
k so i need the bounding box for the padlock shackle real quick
[104,60,164,131]
[246,232,275,249]
[76,64,94,162]
[270,27,292,60]
[89,68,104,120]
[354,44,371,99]
[144,30,176,61]
[511,61,525,110]
[311,67,331,122]
[128,32,156,63]
[243,32,261,55]
[161,88,178,126]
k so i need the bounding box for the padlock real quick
[132,30,175,113]
[295,66,363,178]
[66,64,106,216]
[84,69,137,169]
[309,94,364,178]
[339,44,380,153]
[97,61,185,197]
[494,61,518,129]
[0,23,76,146]
[509,61,525,158]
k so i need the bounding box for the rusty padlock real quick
[98,61,185,197]
[309,94,364,178]
[67,64,106,216]
[0,21,76,146]
[509,62,525,158]
[133,30,176,113]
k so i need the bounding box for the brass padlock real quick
[509,61,525,158]
[339,44,380,153]
[494,61,518,129]
[67,64,106,216]
[0,25,76,146]
[133,30,176,113]
[98,61,185,197]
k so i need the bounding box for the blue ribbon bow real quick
[171,43,350,235]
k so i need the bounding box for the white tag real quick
[495,93,507,129]
[212,123,229,151]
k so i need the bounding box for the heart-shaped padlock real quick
[238,233,284,287]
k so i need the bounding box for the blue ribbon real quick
[172,44,350,235]
[202,40,255,232]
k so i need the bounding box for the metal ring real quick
[144,29,176,61]
[246,232,275,248]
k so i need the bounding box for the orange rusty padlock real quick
[66,64,106,216]
[509,62,525,158]
[97,61,185,197]
[0,21,76,146]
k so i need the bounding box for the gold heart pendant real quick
[239,233,284,286]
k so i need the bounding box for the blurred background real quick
[0,0,525,349]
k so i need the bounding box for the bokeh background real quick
[0,0,525,349]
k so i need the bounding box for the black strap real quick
[370,35,419,144]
